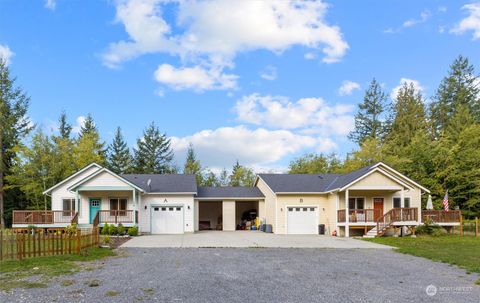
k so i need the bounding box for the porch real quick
[12,210,78,228]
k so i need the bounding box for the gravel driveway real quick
[1,248,479,303]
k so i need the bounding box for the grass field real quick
[364,235,480,284]
[0,247,115,291]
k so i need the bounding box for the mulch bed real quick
[100,236,131,249]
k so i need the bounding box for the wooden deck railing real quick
[98,210,136,224]
[422,210,461,223]
[13,211,77,225]
[376,208,418,236]
[337,209,381,223]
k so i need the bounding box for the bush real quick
[417,218,447,236]
[117,223,126,236]
[65,224,77,235]
[127,226,138,236]
[108,224,117,236]
[101,224,109,235]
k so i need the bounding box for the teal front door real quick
[89,198,101,224]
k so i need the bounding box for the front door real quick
[89,198,101,224]
[373,198,384,221]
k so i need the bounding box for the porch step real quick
[363,227,378,238]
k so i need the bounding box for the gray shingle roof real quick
[258,164,376,193]
[197,187,264,198]
[121,174,197,193]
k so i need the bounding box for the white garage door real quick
[286,207,318,234]
[151,206,184,234]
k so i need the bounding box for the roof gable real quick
[121,174,197,193]
[68,168,144,192]
[43,163,102,195]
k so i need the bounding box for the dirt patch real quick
[100,236,131,249]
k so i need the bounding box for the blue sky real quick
[0,0,479,172]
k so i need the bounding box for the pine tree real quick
[107,127,133,174]
[430,55,480,136]
[73,114,105,169]
[58,111,72,139]
[218,168,229,186]
[348,79,388,145]
[229,161,255,186]
[183,143,203,184]
[201,170,219,187]
[0,59,33,227]
[134,122,173,174]
[79,114,97,138]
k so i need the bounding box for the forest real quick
[1,55,479,227]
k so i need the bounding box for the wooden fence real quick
[0,228,100,261]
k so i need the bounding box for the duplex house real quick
[12,162,461,237]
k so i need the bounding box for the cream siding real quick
[255,178,277,230]
[350,170,402,188]
[77,190,134,224]
[79,171,130,187]
[139,194,194,233]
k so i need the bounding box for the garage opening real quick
[235,201,258,230]
[286,206,318,234]
[199,201,222,230]
[151,206,184,234]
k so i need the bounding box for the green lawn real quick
[364,236,480,284]
[0,247,115,291]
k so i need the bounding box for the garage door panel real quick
[287,207,317,234]
[151,206,184,234]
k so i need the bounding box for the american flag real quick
[443,190,449,211]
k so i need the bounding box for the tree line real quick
[288,55,480,218]
[0,59,255,227]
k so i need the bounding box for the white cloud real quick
[0,44,14,65]
[403,10,431,28]
[170,125,318,168]
[103,0,348,91]
[259,65,277,81]
[234,94,354,136]
[391,78,425,99]
[451,3,480,40]
[71,116,86,134]
[45,0,56,10]
[338,80,361,96]
[154,63,238,92]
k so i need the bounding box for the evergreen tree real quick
[229,161,255,186]
[183,143,203,184]
[218,168,229,186]
[58,111,72,139]
[6,130,56,210]
[0,59,33,227]
[348,79,389,145]
[107,127,133,174]
[79,114,97,138]
[201,170,219,187]
[430,55,480,136]
[134,122,173,174]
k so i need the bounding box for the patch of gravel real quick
[1,248,479,303]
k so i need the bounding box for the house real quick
[12,162,461,237]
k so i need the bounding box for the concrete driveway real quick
[121,231,391,249]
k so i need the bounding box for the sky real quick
[0,0,479,173]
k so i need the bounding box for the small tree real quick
[134,122,173,174]
[107,127,133,174]
[229,161,256,186]
[183,143,203,184]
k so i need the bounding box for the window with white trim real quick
[63,198,75,211]
[348,197,365,209]
[110,198,127,210]
[393,197,410,208]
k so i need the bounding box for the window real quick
[110,198,127,216]
[63,198,75,214]
[348,197,365,209]
[393,197,410,208]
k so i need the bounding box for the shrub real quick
[417,218,447,236]
[103,235,110,245]
[127,226,138,236]
[65,224,77,235]
[108,224,117,236]
[117,223,126,236]
[101,224,109,235]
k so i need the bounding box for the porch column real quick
[345,189,350,238]
[222,200,236,231]
[132,189,137,225]
[400,188,405,208]
[75,190,79,216]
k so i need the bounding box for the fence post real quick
[476,217,478,238]
[76,229,81,254]
[459,215,463,237]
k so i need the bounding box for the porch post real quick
[345,189,350,238]
[132,189,137,225]
[75,190,79,216]
[400,188,405,208]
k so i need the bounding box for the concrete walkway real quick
[121,231,392,249]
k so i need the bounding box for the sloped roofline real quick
[67,167,145,193]
[43,163,102,195]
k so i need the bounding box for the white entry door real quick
[151,206,184,234]
[286,207,318,234]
